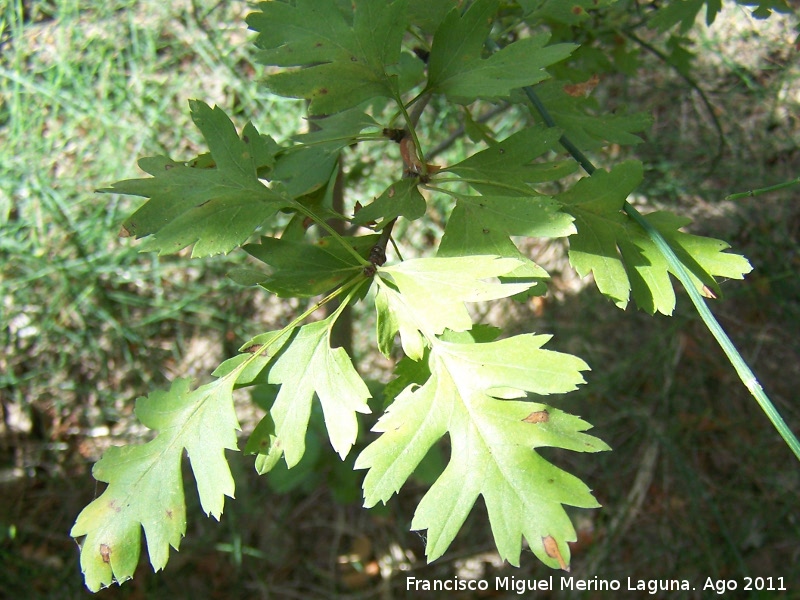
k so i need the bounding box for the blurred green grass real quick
[1,0,305,429]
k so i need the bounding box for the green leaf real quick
[70,378,239,591]
[268,109,380,200]
[427,0,575,101]
[248,0,410,114]
[356,334,608,567]
[443,125,576,195]
[106,101,286,257]
[559,161,753,314]
[648,0,713,32]
[242,234,377,297]
[438,194,574,292]
[531,82,652,150]
[352,179,427,228]
[374,256,536,359]
[256,318,372,468]
[526,0,619,25]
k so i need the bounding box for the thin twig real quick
[621,27,726,173]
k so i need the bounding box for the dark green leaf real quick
[106,101,286,257]
[353,179,427,228]
[531,81,652,150]
[243,235,378,297]
[427,0,575,101]
[438,194,574,290]
[248,0,410,114]
[443,125,574,194]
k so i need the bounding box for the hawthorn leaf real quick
[262,318,372,467]
[242,234,378,297]
[559,161,753,314]
[374,256,535,359]
[529,81,652,150]
[427,0,575,101]
[525,0,619,25]
[105,101,287,257]
[356,334,608,568]
[439,194,575,254]
[438,194,574,295]
[248,0,409,114]
[443,125,575,195]
[352,179,427,229]
[70,378,239,591]
[648,0,718,32]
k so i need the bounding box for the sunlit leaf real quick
[559,161,752,314]
[70,378,239,591]
[357,334,608,567]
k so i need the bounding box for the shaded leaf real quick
[427,0,575,101]
[443,125,575,195]
[248,0,409,114]
[531,81,652,150]
[243,235,377,297]
[353,179,427,228]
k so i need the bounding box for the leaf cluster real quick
[73,0,760,591]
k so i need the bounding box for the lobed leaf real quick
[106,101,286,257]
[357,334,608,568]
[374,256,536,359]
[248,0,410,114]
[70,378,239,591]
[242,234,378,297]
[531,81,653,151]
[559,161,753,314]
[352,179,427,229]
[427,0,575,102]
[443,125,575,195]
[251,317,372,469]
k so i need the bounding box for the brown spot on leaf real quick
[482,228,490,234]
[243,344,263,354]
[563,74,600,97]
[318,88,328,95]
[388,186,396,198]
[166,509,173,519]
[523,410,549,423]
[164,163,174,170]
[542,535,569,571]
[243,135,250,144]
[100,544,111,563]
[571,5,584,15]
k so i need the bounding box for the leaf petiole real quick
[288,200,370,266]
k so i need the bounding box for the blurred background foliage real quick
[1,1,799,598]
